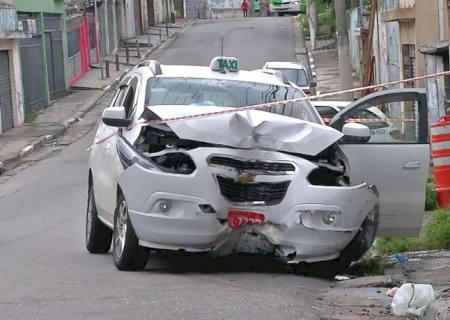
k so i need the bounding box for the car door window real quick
[331,91,427,144]
[112,77,139,120]
[111,77,130,108]
[315,106,338,125]
[127,77,139,119]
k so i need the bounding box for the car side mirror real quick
[341,123,371,143]
[310,81,317,87]
[102,107,131,127]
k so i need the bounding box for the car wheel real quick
[296,207,379,277]
[113,194,149,271]
[337,205,379,268]
[86,186,113,253]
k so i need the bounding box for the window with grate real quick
[402,44,416,88]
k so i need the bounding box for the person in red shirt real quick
[241,0,250,18]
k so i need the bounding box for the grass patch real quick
[24,110,39,123]
[349,254,385,276]
[425,175,439,211]
[374,210,450,255]
[297,6,335,39]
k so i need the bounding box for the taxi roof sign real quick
[210,56,239,73]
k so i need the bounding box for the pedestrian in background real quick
[241,0,250,18]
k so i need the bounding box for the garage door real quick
[116,1,123,47]
[0,51,14,132]
[134,0,142,35]
[108,0,116,53]
[20,35,46,113]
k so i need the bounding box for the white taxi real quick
[86,57,430,272]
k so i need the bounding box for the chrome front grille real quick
[209,156,295,174]
[216,176,290,205]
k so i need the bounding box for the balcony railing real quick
[399,0,415,9]
[0,5,28,39]
[0,6,17,33]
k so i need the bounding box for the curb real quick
[0,88,110,171]
[2,134,58,168]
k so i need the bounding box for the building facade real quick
[12,0,68,116]
[0,0,27,133]
[372,0,449,121]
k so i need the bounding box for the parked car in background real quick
[269,0,305,16]
[311,100,403,143]
[263,61,316,95]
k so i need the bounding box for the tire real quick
[113,193,149,271]
[337,205,379,269]
[296,207,379,277]
[86,186,113,253]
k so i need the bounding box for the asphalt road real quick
[0,18,331,320]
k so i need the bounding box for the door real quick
[45,31,65,100]
[93,76,141,223]
[19,13,46,114]
[44,15,65,101]
[0,51,14,132]
[330,89,430,237]
[174,0,184,18]
[134,0,143,35]
[115,1,123,46]
[147,0,155,26]
[108,0,116,52]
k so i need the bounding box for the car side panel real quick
[89,123,123,226]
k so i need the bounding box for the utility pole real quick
[93,0,104,80]
[334,0,353,99]
[307,0,318,50]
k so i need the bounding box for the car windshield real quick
[270,68,309,87]
[145,77,320,123]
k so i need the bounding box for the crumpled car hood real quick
[147,105,343,156]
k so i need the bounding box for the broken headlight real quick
[116,137,159,171]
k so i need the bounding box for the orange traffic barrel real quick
[431,116,450,209]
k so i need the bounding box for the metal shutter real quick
[0,50,14,132]
[116,1,123,46]
[108,0,116,52]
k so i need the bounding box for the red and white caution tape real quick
[89,69,450,148]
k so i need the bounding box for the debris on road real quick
[334,275,394,288]
[385,287,398,297]
[394,253,408,264]
[334,275,351,281]
[391,283,435,317]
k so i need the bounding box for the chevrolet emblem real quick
[234,173,255,184]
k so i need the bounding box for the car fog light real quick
[322,212,337,226]
[158,199,172,212]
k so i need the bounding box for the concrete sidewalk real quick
[0,22,185,174]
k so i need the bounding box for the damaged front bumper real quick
[118,147,378,263]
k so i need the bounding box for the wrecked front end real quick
[117,108,379,264]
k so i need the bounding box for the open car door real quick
[330,89,430,237]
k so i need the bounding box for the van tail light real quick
[302,88,311,94]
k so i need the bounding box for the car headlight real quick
[116,138,159,171]
[297,209,341,228]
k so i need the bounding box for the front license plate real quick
[228,210,265,229]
